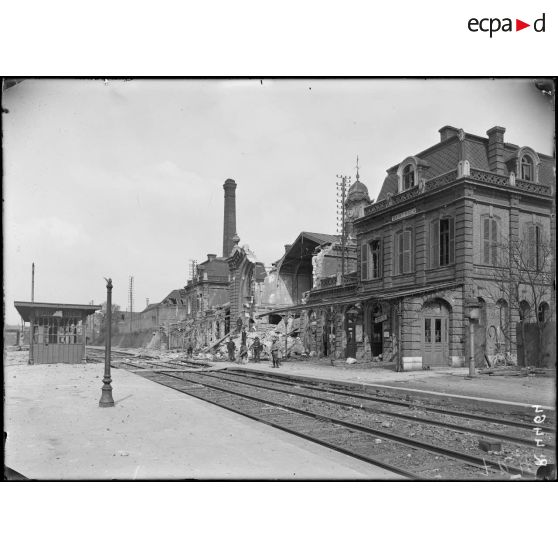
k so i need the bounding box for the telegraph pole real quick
[128,275,134,338]
[31,262,35,302]
[336,175,350,285]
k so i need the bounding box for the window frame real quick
[481,215,500,266]
[520,154,533,181]
[360,238,382,280]
[516,147,540,183]
[430,216,455,268]
[402,164,415,191]
[527,223,545,271]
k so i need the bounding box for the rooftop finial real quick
[355,155,360,181]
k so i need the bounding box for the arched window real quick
[516,147,540,183]
[403,164,415,190]
[520,154,534,181]
[538,302,550,323]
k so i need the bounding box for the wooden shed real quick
[14,301,101,365]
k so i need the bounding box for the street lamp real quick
[99,278,115,407]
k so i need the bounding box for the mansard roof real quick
[376,126,554,202]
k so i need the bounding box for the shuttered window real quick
[482,216,499,266]
[527,224,543,271]
[439,218,454,266]
[396,229,413,274]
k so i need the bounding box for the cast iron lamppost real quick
[99,278,115,407]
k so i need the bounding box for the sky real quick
[3,78,555,324]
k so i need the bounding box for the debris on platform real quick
[478,439,502,452]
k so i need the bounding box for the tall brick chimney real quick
[222,178,237,257]
[486,126,506,175]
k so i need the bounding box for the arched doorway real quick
[370,303,385,357]
[422,299,450,367]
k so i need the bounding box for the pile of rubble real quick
[194,317,306,362]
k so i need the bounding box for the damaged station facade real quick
[120,125,555,369]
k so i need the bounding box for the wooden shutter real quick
[403,230,412,273]
[430,220,439,268]
[361,243,368,280]
[527,224,535,268]
[483,217,490,264]
[449,218,455,264]
[535,226,542,270]
[396,232,402,275]
[491,218,498,266]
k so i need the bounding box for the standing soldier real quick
[252,336,262,363]
[270,337,280,368]
[227,338,236,362]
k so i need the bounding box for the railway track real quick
[91,349,552,479]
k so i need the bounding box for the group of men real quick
[226,336,281,367]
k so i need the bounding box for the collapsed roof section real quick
[276,231,340,274]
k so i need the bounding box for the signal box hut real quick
[14,301,101,364]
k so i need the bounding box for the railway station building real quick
[262,125,555,369]
[352,125,555,369]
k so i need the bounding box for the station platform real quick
[209,358,556,412]
[3,354,400,480]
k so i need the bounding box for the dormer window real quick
[520,154,533,181]
[403,165,415,190]
[515,147,540,183]
[397,157,422,193]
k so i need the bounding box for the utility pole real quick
[129,275,134,338]
[336,175,350,285]
[31,262,35,302]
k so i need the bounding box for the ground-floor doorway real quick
[422,300,449,367]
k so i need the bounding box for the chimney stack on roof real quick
[486,126,506,175]
[207,254,217,262]
[438,125,460,142]
[222,178,237,257]
[284,244,292,253]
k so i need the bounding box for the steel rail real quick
[130,368,418,480]
[174,368,551,449]
[138,368,532,478]
[219,368,554,432]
